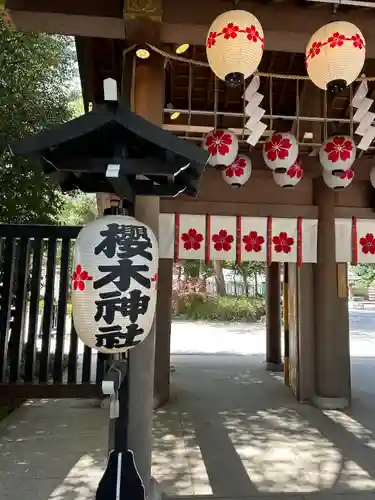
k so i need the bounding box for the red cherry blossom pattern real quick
[265,134,292,162]
[272,232,294,254]
[242,231,265,253]
[206,22,263,49]
[72,264,92,291]
[205,131,233,157]
[340,168,354,180]
[360,233,375,255]
[212,229,234,252]
[287,160,303,179]
[324,137,353,163]
[225,157,246,178]
[181,228,204,251]
[306,31,365,64]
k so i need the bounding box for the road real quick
[24,308,375,392]
[170,307,375,397]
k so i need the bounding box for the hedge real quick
[173,291,265,322]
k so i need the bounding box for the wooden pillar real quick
[127,53,164,495]
[313,179,350,408]
[283,263,290,385]
[266,262,282,370]
[154,258,173,407]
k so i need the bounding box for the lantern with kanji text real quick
[72,215,158,354]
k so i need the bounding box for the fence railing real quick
[0,224,107,398]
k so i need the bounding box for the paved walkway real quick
[1,318,375,499]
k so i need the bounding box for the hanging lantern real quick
[273,159,303,188]
[222,154,251,187]
[323,168,354,190]
[262,132,299,173]
[206,10,264,88]
[203,129,239,169]
[319,135,356,175]
[306,21,366,92]
[72,215,159,354]
[370,166,375,188]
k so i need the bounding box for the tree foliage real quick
[57,192,97,226]
[0,19,76,224]
[351,264,375,287]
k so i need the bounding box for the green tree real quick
[57,192,97,226]
[351,264,375,287]
[0,19,76,224]
[225,261,265,296]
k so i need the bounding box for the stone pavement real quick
[1,335,375,498]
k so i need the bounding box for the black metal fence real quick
[0,224,107,398]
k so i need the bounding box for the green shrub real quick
[173,291,265,322]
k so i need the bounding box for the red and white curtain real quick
[336,217,375,263]
[159,214,318,264]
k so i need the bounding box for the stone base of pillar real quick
[266,362,284,372]
[148,476,163,500]
[312,395,349,410]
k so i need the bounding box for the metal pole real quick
[306,0,375,8]
[164,108,357,124]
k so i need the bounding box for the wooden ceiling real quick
[76,35,375,157]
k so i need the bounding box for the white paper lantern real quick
[203,129,239,169]
[72,215,158,354]
[370,166,375,188]
[306,21,365,92]
[206,10,264,87]
[263,132,299,173]
[222,154,251,187]
[319,135,356,174]
[323,168,354,190]
[273,159,303,188]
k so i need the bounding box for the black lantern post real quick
[10,78,209,500]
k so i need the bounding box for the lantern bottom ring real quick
[231,183,242,188]
[274,167,287,174]
[282,184,295,189]
[225,72,244,88]
[327,79,347,94]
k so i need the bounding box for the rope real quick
[145,43,375,82]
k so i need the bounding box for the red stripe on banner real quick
[267,216,273,266]
[352,216,358,265]
[174,213,180,262]
[205,214,211,264]
[297,217,303,268]
[236,216,242,264]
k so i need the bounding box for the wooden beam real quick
[6,0,375,57]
